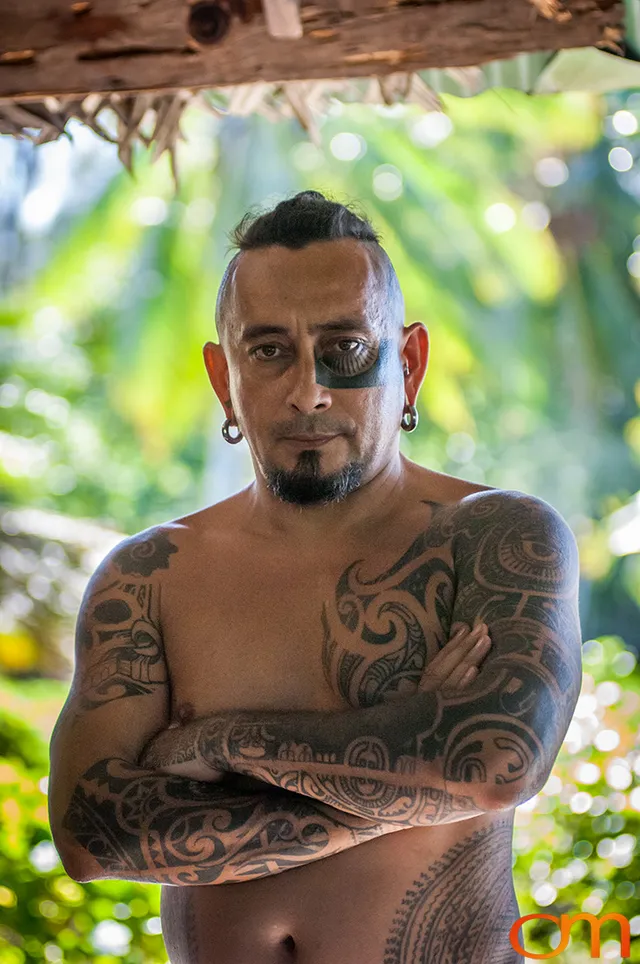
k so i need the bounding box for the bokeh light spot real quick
[609,147,633,172]
[534,157,569,186]
[484,203,516,233]
[372,165,403,201]
[612,110,638,135]
[329,132,366,162]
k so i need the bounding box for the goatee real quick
[265,450,364,505]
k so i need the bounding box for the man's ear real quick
[203,342,232,416]
[401,323,429,404]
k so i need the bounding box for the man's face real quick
[207,239,406,506]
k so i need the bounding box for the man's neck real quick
[240,451,413,546]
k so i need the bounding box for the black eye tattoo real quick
[321,339,377,377]
[315,338,395,389]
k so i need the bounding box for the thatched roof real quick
[0,0,635,175]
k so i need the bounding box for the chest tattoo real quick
[322,504,455,708]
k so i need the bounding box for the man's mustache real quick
[274,420,355,438]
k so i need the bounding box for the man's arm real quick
[49,527,399,886]
[61,757,402,885]
[440,490,583,807]
[140,618,497,827]
[140,491,582,824]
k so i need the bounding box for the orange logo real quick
[509,912,631,959]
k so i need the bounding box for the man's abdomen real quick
[160,814,523,963]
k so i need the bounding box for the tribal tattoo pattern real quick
[113,530,178,576]
[382,819,523,964]
[314,337,394,389]
[151,490,582,824]
[441,491,582,803]
[60,525,404,884]
[142,709,484,826]
[62,493,582,883]
[321,497,456,707]
[62,757,399,885]
[74,531,175,709]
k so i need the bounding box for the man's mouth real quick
[283,435,339,445]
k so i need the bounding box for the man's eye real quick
[251,345,283,360]
[320,340,377,377]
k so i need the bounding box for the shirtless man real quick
[48,191,583,964]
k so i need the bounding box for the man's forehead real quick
[229,240,383,326]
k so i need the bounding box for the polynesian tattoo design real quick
[146,491,582,825]
[314,337,394,389]
[382,820,523,964]
[74,531,177,709]
[62,757,399,885]
[63,529,401,882]
[143,711,483,826]
[159,886,200,964]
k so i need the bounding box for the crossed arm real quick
[60,755,407,885]
[50,529,405,886]
[55,492,581,883]
[141,491,583,824]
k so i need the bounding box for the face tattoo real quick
[314,338,394,389]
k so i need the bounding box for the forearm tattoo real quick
[74,532,176,709]
[144,713,483,826]
[180,492,581,822]
[62,758,395,884]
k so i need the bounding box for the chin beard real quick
[265,449,364,506]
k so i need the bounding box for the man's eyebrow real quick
[239,325,290,344]
[239,319,370,343]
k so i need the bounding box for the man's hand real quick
[138,725,226,782]
[418,621,491,695]
[138,620,492,784]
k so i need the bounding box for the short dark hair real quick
[215,191,404,341]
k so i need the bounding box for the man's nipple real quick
[170,701,196,727]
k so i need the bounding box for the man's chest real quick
[161,513,459,724]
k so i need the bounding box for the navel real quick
[281,933,296,955]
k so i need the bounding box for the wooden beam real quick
[0,0,624,102]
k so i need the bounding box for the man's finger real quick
[446,653,485,689]
[432,623,487,674]
[441,664,479,696]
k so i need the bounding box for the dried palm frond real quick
[0,91,189,184]
[596,25,625,55]
[527,0,572,23]
[0,71,444,188]
[372,71,441,111]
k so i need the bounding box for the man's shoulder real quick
[123,491,245,547]
[109,493,248,576]
[412,465,498,509]
[454,486,565,520]
[99,522,185,580]
[425,483,572,554]
[448,487,576,562]
[163,490,248,535]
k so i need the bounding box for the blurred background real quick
[1,82,640,962]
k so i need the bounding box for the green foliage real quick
[0,710,49,772]
[1,83,640,963]
[0,703,165,964]
[2,89,640,682]
[1,635,639,962]
[511,636,640,960]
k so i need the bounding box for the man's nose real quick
[285,353,332,414]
